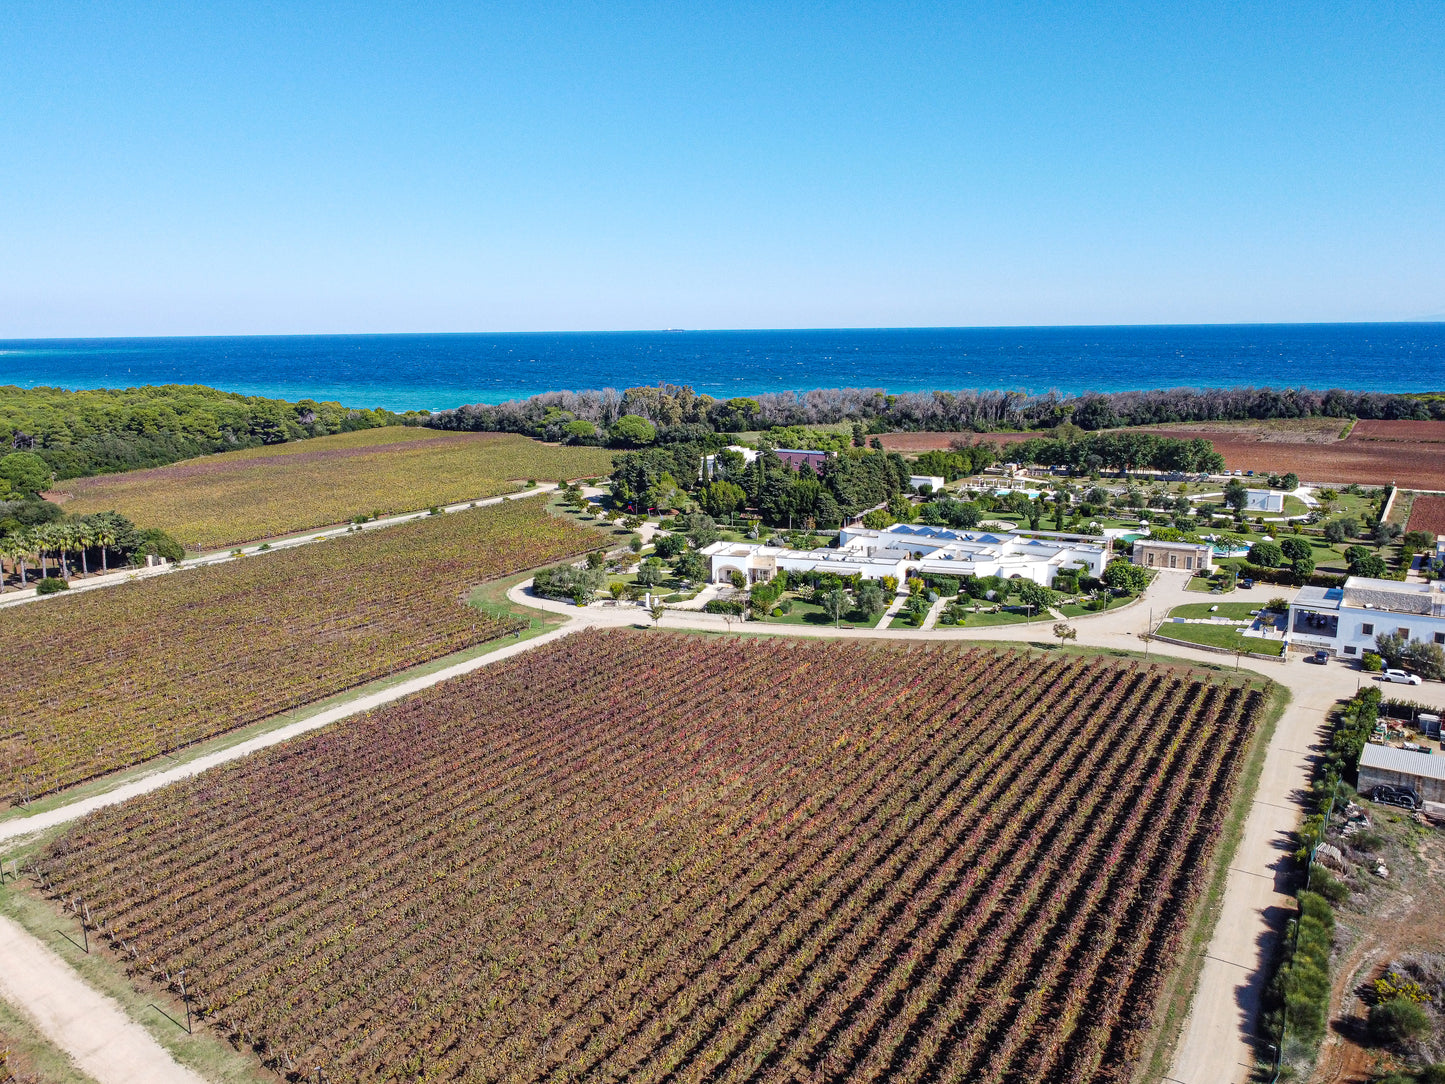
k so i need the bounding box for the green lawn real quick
[761,596,887,629]
[1155,621,1285,656]
[938,604,1035,627]
[1168,602,1265,620]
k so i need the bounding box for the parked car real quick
[1240,578,1254,589]
[1306,650,1329,665]
[1383,669,1423,685]
[1369,783,1422,810]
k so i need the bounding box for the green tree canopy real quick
[0,452,53,497]
[609,415,657,447]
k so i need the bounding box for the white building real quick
[1244,489,1285,514]
[909,475,946,493]
[700,445,758,480]
[1287,576,1445,659]
[703,523,1108,587]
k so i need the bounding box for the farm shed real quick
[1358,743,1445,804]
[1131,539,1213,572]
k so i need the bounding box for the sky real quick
[1,1,1442,336]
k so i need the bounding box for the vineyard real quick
[39,631,1267,1083]
[0,500,595,803]
[52,427,617,549]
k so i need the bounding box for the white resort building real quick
[1287,576,1445,658]
[702,523,1109,587]
[1244,489,1286,514]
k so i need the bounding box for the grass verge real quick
[0,989,101,1084]
[1135,677,1291,1084]
[0,873,270,1084]
[1157,622,1286,657]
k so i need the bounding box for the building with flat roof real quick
[1244,489,1285,514]
[1358,743,1445,804]
[703,523,1107,587]
[1288,576,1445,659]
[1130,538,1213,573]
[774,449,831,473]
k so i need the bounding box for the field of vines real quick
[0,500,595,804]
[39,631,1267,1084]
[53,427,617,549]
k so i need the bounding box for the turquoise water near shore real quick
[2,324,1442,413]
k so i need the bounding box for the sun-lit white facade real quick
[703,524,1108,586]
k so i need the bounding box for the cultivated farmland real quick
[1407,495,1445,535]
[0,500,595,803]
[39,631,1266,1083]
[52,427,617,550]
[877,421,1445,487]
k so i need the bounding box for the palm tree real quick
[74,522,95,576]
[32,524,53,581]
[14,531,36,588]
[0,536,15,593]
[92,522,116,573]
[54,524,77,580]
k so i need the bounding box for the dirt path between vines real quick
[0,917,203,1084]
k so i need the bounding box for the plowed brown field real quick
[878,426,1445,487]
[877,431,1036,452]
[1407,495,1445,535]
[1128,431,1445,487]
[1349,419,1445,443]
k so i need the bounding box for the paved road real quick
[0,916,204,1084]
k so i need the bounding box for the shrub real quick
[704,599,745,616]
[1280,536,1313,562]
[1311,866,1350,904]
[1362,651,1384,672]
[1271,890,1335,1046]
[1368,997,1430,1045]
[1350,830,1384,853]
[1419,1064,1445,1084]
[1249,541,1285,568]
[653,532,687,559]
[1351,553,1388,578]
[36,577,70,595]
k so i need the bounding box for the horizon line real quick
[3,318,1445,343]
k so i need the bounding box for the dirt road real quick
[0,917,203,1084]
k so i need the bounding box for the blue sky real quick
[2,2,1442,335]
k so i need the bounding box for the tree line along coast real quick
[2,379,1445,1084]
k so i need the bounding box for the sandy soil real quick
[1311,833,1445,1084]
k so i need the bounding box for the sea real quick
[2,324,1443,414]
